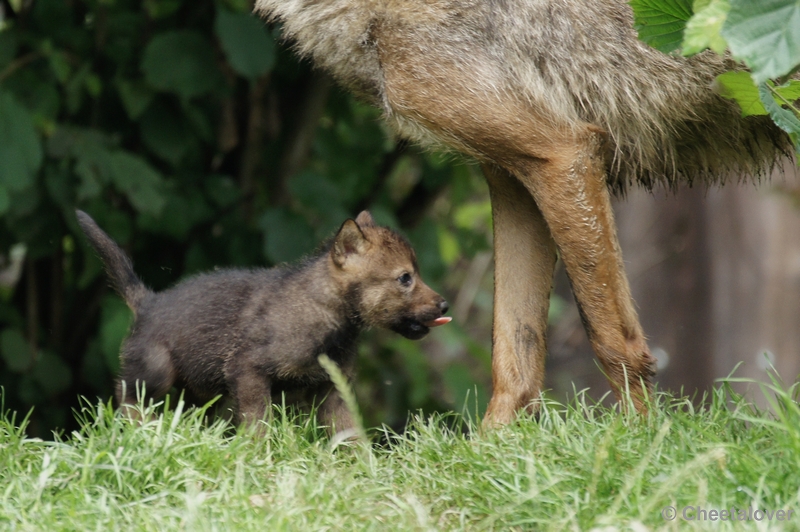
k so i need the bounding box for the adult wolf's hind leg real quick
[513,129,656,412]
[376,42,654,417]
[482,164,558,428]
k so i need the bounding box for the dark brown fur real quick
[254,0,794,426]
[76,210,448,434]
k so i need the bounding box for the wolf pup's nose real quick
[423,299,452,329]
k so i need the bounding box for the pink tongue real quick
[424,317,452,327]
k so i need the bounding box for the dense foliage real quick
[631,0,800,157]
[4,0,796,438]
[0,0,494,436]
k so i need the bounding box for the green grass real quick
[2,380,800,531]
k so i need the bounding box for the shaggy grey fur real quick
[255,0,789,192]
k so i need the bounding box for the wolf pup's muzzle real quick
[393,299,451,340]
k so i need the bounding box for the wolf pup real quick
[255,0,792,425]
[76,209,450,434]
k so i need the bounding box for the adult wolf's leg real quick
[378,45,654,416]
[512,129,656,411]
[482,164,558,427]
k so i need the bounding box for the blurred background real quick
[0,0,797,438]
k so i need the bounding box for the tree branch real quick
[354,140,408,212]
[239,74,272,217]
[270,72,332,206]
[0,51,43,84]
[25,258,39,363]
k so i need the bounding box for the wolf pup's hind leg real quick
[115,342,178,419]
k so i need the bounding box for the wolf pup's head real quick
[330,211,450,340]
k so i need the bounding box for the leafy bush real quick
[631,0,800,157]
[0,0,493,436]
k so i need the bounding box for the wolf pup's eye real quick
[398,272,413,287]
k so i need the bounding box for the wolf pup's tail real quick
[76,210,149,312]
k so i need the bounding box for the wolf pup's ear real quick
[333,219,369,266]
[355,210,376,228]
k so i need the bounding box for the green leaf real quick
[215,9,276,80]
[409,218,446,281]
[85,74,102,97]
[47,51,72,84]
[31,351,72,396]
[107,151,166,216]
[442,363,487,417]
[141,31,221,99]
[99,295,131,373]
[80,340,111,392]
[0,30,19,69]
[116,79,154,120]
[138,189,213,240]
[437,226,460,266]
[74,137,110,201]
[630,0,694,53]
[1,328,34,373]
[775,79,800,102]
[758,82,800,156]
[74,162,104,201]
[181,102,214,143]
[17,375,43,405]
[288,171,350,230]
[204,175,241,208]
[0,91,43,192]
[143,0,182,19]
[390,337,431,407]
[65,63,93,115]
[47,125,112,160]
[722,0,800,83]
[139,100,194,167]
[682,0,730,55]
[715,71,767,116]
[44,165,72,208]
[218,0,252,13]
[46,126,166,213]
[260,208,316,264]
[454,201,492,231]
[48,127,111,200]
[0,187,10,215]
[11,78,61,126]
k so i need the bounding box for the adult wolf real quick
[255,0,791,426]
